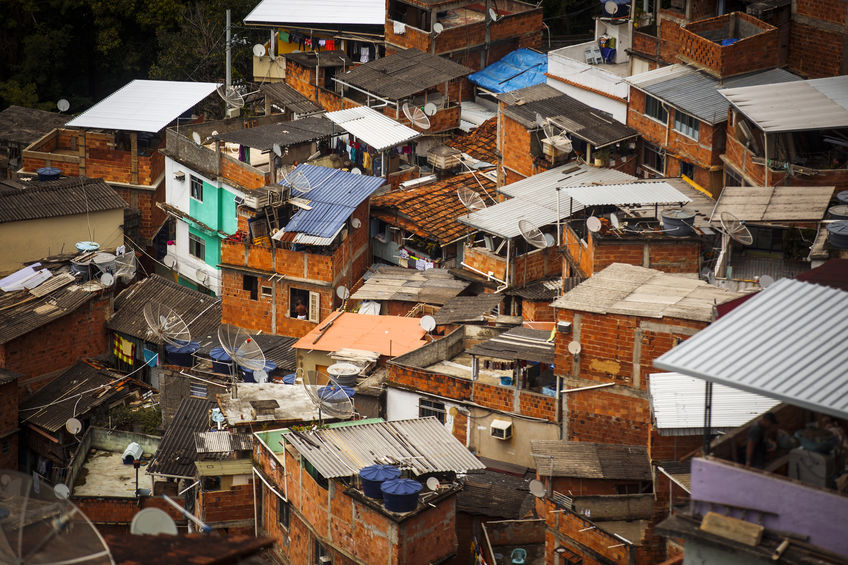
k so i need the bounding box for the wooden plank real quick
[700,511,764,547]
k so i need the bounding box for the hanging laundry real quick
[393,21,406,34]
[278,31,290,43]
[360,46,370,63]
[113,334,135,365]
[326,40,335,50]
[363,152,372,173]
[305,38,312,48]
[318,39,326,47]
[143,348,159,368]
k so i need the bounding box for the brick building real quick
[0,369,18,470]
[0,105,68,179]
[220,165,385,338]
[20,80,218,246]
[252,417,484,565]
[350,266,468,316]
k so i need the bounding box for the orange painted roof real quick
[293,312,429,356]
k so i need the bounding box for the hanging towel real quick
[318,39,326,47]
[326,40,335,50]
[143,348,159,367]
[393,21,406,34]
[360,46,370,63]
[278,31,290,43]
[363,152,372,172]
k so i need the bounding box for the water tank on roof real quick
[210,346,233,374]
[360,465,401,499]
[164,341,200,367]
[282,373,297,385]
[380,478,422,513]
[828,205,848,221]
[661,208,696,236]
[122,442,143,464]
[93,252,117,275]
[827,220,848,249]
[36,167,61,181]
[837,190,848,206]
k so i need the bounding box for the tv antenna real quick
[518,219,550,249]
[130,508,178,536]
[457,187,487,214]
[0,471,114,565]
[302,371,355,425]
[143,302,191,346]
[57,99,70,113]
[216,85,245,109]
[713,211,753,278]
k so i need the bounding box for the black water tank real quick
[661,209,696,236]
[827,220,848,249]
[36,167,61,181]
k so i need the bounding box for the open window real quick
[290,288,320,322]
[243,275,258,300]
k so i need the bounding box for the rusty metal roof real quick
[432,293,504,324]
[351,266,468,305]
[259,83,324,116]
[467,326,554,364]
[148,397,215,479]
[531,440,651,480]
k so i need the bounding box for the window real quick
[189,233,205,260]
[202,476,221,491]
[243,275,258,300]
[257,485,264,530]
[277,497,290,530]
[190,176,203,201]
[419,398,446,423]
[261,285,273,299]
[725,166,745,187]
[644,95,668,123]
[314,540,331,565]
[673,111,700,140]
[642,142,665,175]
[290,288,320,322]
[679,160,694,179]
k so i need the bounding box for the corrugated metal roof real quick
[259,83,324,116]
[65,80,218,133]
[499,162,637,198]
[213,116,338,150]
[281,164,384,240]
[458,198,566,239]
[711,185,833,222]
[654,278,848,419]
[530,440,651,480]
[281,417,484,478]
[718,75,848,133]
[0,176,126,223]
[433,294,503,324]
[551,263,744,322]
[649,372,780,436]
[561,181,691,207]
[628,65,800,125]
[245,0,385,26]
[0,280,98,345]
[351,266,468,304]
[325,106,420,151]
[194,431,253,453]
[148,397,215,479]
[467,326,554,364]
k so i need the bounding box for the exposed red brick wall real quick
[632,31,660,59]
[521,299,555,322]
[789,21,846,78]
[650,429,702,462]
[513,247,561,287]
[75,495,185,526]
[593,239,701,274]
[679,12,778,77]
[539,498,633,565]
[463,245,507,282]
[389,364,473,402]
[198,483,255,525]
[519,390,557,421]
[0,380,18,470]
[221,155,267,190]
[796,0,848,24]
[550,477,637,496]
[500,114,549,178]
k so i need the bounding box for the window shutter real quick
[308,291,320,323]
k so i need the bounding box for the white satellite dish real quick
[411,106,431,130]
[130,508,178,536]
[489,7,499,21]
[192,131,202,145]
[529,479,546,498]
[217,85,245,109]
[53,483,71,500]
[350,167,362,175]
[609,213,620,229]
[65,417,82,435]
[252,43,267,57]
[535,112,555,140]
[720,211,753,245]
[759,275,775,288]
[544,233,556,247]
[336,285,350,300]
[164,255,178,269]
[57,99,70,113]
[272,143,282,157]
[402,102,416,123]
[195,267,210,284]
[423,102,437,116]
[519,219,549,249]
[254,369,269,384]
[420,315,436,332]
[567,341,582,355]
[586,216,602,233]
[433,22,444,35]
[100,273,114,287]
[426,477,441,491]
[351,217,361,229]
[604,0,619,15]
[457,187,486,212]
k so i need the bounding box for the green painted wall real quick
[189,226,220,267]
[188,179,237,269]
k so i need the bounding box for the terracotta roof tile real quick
[445,117,497,163]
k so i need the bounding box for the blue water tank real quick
[241,360,277,382]
[210,347,233,374]
[317,385,355,399]
[838,190,848,206]
[360,465,401,499]
[380,478,422,513]
[75,241,101,252]
[164,341,200,367]
[282,373,297,385]
[36,167,61,181]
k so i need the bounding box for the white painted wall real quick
[547,50,630,124]
[386,387,463,440]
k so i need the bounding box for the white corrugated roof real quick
[649,372,780,436]
[325,106,420,151]
[499,163,636,198]
[655,278,848,419]
[459,198,570,239]
[711,185,834,222]
[561,181,691,207]
[65,80,219,133]
[245,0,385,26]
[719,76,848,133]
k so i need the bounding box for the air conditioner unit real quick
[173,171,186,181]
[556,321,572,333]
[490,419,513,440]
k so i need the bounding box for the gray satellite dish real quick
[336,285,350,300]
[100,273,114,287]
[192,131,202,145]
[252,43,267,57]
[423,102,437,116]
[567,341,582,355]
[759,275,775,288]
[130,508,178,536]
[609,213,620,229]
[272,143,282,157]
[488,7,499,20]
[426,477,440,491]
[519,219,549,249]
[420,315,436,332]
[65,417,82,435]
[544,233,556,247]
[53,483,71,500]
[57,99,70,113]
[586,216,602,233]
[529,479,546,498]
[604,0,619,15]
[351,217,361,229]
[350,167,362,175]
[433,22,444,35]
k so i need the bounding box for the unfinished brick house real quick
[0,369,18,470]
[20,80,218,246]
[220,165,385,338]
[385,0,543,71]
[252,418,484,565]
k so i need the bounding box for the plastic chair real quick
[510,548,527,565]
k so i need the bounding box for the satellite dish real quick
[130,508,178,536]
[351,217,361,229]
[420,315,436,332]
[336,285,350,299]
[457,187,486,212]
[412,107,431,130]
[53,483,71,500]
[568,341,582,355]
[586,216,602,233]
[217,324,266,372]
[350,167,362,175]
[759,275,775,288]
[402,102,416,123]
[423,102,437,116]
[192,131,202,145]
[65,417,82,435]
[57,99,70,113]
[252,43,267,57]
[100,273,114,287]
[720,211,753,245]
[609,213,620,229]
[307,150,322,161]
[302,371,355,423]
[519,219,549,249]
[529,479,546,498]
[272,143,282,157]
[535,112,555,139]
[433,22,444,35]
[164,255,178,269]
[216,85,245,109]
[489,7,499,20]
[143,302,192,346]
[544,233,556,247]
[426,477,441,491]
[195,267,209,284]
[281,167,314,194]
[604,0,619,15]
[114,252,136,283]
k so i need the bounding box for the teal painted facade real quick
[188,179,238,268]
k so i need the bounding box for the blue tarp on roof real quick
[467,49,547,94]
[282,164,384,239]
